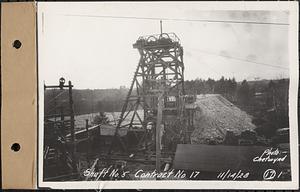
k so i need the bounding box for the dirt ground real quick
[191,94,256,144]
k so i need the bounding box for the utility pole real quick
[86,119,90,163]
[156,84,164,172]
[160,20,163,34]
[68,80,76,171]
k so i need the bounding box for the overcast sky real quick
[38,2,290,89]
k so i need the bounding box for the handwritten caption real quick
[83,148,288,181]
[252,147,288,180]
[83,166,200,180]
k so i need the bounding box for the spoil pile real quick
[191,94,256,144]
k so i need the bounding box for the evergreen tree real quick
[92,112,109,125]
[237,80,251,105]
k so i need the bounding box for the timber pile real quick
[191,94,256,144]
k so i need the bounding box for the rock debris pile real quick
[191,94,256,144]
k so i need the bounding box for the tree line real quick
[44,77,289,138]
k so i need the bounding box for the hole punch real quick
[12,40,22,49]
[11,143,21,152]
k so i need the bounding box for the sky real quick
[38,2,290,89]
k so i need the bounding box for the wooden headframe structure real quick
[111,33,188,153]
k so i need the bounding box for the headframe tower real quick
[111,27,190,159]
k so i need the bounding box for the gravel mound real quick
[191,94,256,144]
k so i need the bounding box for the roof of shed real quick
[173,144,283,173]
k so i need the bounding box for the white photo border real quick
[37,1,299,189]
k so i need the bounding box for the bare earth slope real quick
[191,94,256,144]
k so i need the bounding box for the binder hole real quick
[11,143,20,152]
[13,40,22,49]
